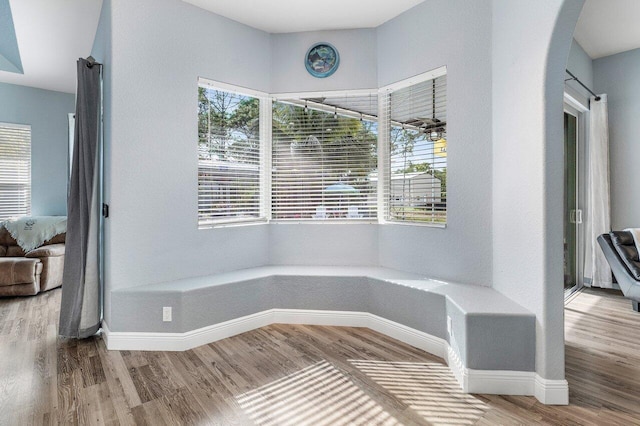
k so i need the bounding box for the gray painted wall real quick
[568,40,593,88]
[0,82,75,216]
[271,29,377,93]
[567,39,594,106]
[269,29,380,268]
[594,48,640,230]
[101,0,272,325]
[269,224,379,266]
[376,0,493,286]
[110,269,536,372]
[100,0,499,297]
[492,0,583,381]
[95,0,583,384]
[90,0,113,325]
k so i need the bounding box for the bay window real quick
[271,94,378,221]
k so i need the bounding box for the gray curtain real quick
[59,58,102,338]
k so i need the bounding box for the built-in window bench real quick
[103,266,560,401]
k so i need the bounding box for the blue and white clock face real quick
[305,43,340,78]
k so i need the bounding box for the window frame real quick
[378,66,448,228]
[197,78,270,229]
[270,89,379,224]
[197,67,448,229]
[0,122,31,221]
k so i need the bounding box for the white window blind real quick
[384,74,447,224]
[0,123,31,220]
[197,82,265,227]
[272,94,378,221]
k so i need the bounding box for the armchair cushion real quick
[0,226,66,296]
[46,233,66,244]
[0,228,15,246]
[0,258,43,287]
[26,243,65,258]
[6,246,26,257]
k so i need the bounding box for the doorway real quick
[564,106,584,296]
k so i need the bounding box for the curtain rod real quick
[565,69,600,101]
[85,56,102,68]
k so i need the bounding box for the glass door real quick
[564,111,580,294]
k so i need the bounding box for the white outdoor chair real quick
[313,206,328,219]
[347,206,363,219]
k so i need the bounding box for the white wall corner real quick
[534,375,569,405]
[446,344,468,391]
[101,321,111,348]
[445,339,568,405]
[466,369,536,396]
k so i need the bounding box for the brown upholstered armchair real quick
[0,228,65,297]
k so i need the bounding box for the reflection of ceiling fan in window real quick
[404,79,446,142]
[404,117,446,142]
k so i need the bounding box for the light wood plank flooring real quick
[1,287,639,425]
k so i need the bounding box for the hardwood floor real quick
[1,287,639,425]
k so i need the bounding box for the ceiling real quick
[0,0,424,94]
[0,0,102,94]
[574,0,640,59]
[5,0,639,95]
[182,0,425,34]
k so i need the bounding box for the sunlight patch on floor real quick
[349,359,488,425]
[564,290,604,333]
[235,360,402,425]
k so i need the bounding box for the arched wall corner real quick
[541,0,586,381]
[491,0,584,384]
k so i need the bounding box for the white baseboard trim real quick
[101,309,568,405]
[101,322,110,347]
[448,344,536,395]
[102,310,274,352]
[444,344,568,405]
[467,369,536,396]
[534,376,570,405]
[367,314,447,360]
[272,309,370,328]
[446,343,467,390]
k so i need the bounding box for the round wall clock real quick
[305,43,340,78]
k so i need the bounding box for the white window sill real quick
[199,218,268,230]
[381,220,447,229]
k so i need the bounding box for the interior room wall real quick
[90,0,113,323]
[269,224,379,266]
[270,29,377,94]
[376,0,493,286]
[0,82,75,216]
[568,39,593,89]
[99,0,272,325]
[594,48,640,230]
[269,28,378,266]
[98,0,585,391]
[492,0,583,381]
[566,39,594,106]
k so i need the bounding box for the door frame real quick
[563,97,588,299]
